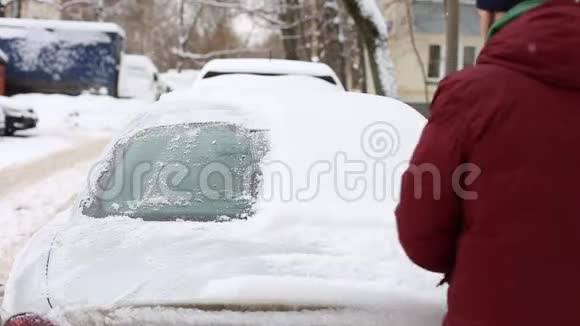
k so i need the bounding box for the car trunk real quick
[48,303,425,326]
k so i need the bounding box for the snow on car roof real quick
[201,58,338,77]
[192,73,341,96]
[135,75,342,134]
[0,18,125,37]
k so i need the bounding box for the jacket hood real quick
[478,0,580,89]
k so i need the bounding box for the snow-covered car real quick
[1,85,440,325]
[182,74,342,105]
[118,54,165,101]
[0,96,38,136]
[195,58,345,91]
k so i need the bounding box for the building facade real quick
[383,0,483,115]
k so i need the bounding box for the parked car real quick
[0,18,124,96]
[195,58,346,91]
[118,54,165,101]
[185,72,342,105]
[0,96,38,136]
[1,79,433,326]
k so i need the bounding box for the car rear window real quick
[202,71,337,85]
[83,123,268,222]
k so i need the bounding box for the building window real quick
[463,46,477,68]
[427,44,442,79]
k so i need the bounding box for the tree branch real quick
[172,47,269,61]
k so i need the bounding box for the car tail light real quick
[4,314,55,326]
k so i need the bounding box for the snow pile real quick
[160,69,200,91]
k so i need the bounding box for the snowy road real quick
[0,137,109,197]
[0,93,147,305]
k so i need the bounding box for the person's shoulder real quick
[436,65,500,98]
[431,64,516,148]
[431,64,505,117]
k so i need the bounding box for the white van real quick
[118,54,164,101]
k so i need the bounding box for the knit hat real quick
[477,0,522,12]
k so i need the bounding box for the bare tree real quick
[404,0,429,103]
[342,0,397,97]
[357,30,368,92]
[176,1,205,71]
[319,0,346,84]
[278,0,302,60]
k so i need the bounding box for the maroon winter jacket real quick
[396,1,580,325]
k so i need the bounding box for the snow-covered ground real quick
[0,94,148,170]
[0,93,149,300]
[0,162,90,282]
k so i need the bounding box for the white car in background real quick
[118,54,165,101]
[1,78,439,326]
[195,58,345,91]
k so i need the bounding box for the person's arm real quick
[395,78,467,274]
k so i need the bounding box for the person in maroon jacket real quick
[396,0,580,325]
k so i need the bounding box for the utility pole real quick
[445,0,459,75]
[16,0,22,18]
[96,0,104,21]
